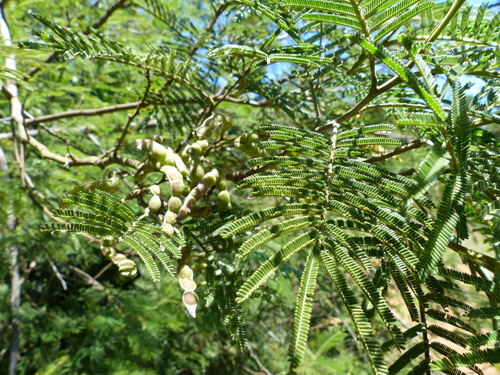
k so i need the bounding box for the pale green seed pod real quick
[188,143,202,156]
[174,154,189,177]
[101,246,116,260]
[168,196,182,213]
[150,184,161,196]
[239,132,248,144]
[248,132,259,143]
[202,169,219,187]
[164,211,177,225]
[240,142,264,157]
[180,148,190,163]
[161,166,185,196]
[190,162,205,187]
[195,126,212,140]
[152,134,164,144]
[216,171,227,190]
[136,139,169,163]
[102,236,116,247]
[170,179,185,196]
[112,253,127,264]
[118,259,137,277]
[162,147,176,166]
[149,195,162,212]
[178,265,194,280]
[218,190,232,211]
[217,190,230,205]
[195,139,209,152]
[161,222,174,237]
[221,116,232,131]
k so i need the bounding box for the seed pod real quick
[179,278,197,291]
[188,143,202,156]
[217,190,230,205]
[190,161,205,188]
[143,158,158,173]
[101,246,116,260]
[152,134,164,144]
[164,211,177,225]
[149,195,162,212]
[168,196,182,213]
[216,171,227,190]
[180,148,190,163]
[150,184,161,196]
[195,126,212,140]
[161,222,174,237]
[240,142,264,157]
[178,265,194,280]
[239,132,248,144]
[174,154,189,177]
[221,116,232,131]
[195,139,209,152]
[170,179,185,196]
[136,139,170,163]
[112,253,127,264]
[248,132,259,143]
[162,147,176,166]
[102,237,116,247]
[118,259,137,277]
[182,291,199,318]
[202,169,219,187]
[161,165,185,196]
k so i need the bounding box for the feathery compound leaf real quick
[236,230,319,304]
[302,13,362,30]
[123,236,161,282]
[220,203,323,238]
[288,247,320,370]
[467,331,500,349]
[406,144,449,202]
[40,223,112,237]
[238,216,321,258]
[351,35,446,121]
[282,0,356,15]
[465,307,500,319]
[417,173,461,282]
[388,342,428,375]
[320,249,389,375]
[206,44,267,59]
[451,82,471,168]
[431,348,500,370]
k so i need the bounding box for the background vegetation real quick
[1,0,500,374]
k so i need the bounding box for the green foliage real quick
[2,0,500,374]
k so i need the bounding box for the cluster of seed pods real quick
[100,238,137,278]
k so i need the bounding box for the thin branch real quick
[363,139,428,164]
[67,265,105,290]
[4,101,143,126]
[114,70,151,156]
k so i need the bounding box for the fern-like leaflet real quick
[41,190,182,282]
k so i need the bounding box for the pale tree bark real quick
[0,147,20,375]
[1,2,23,373]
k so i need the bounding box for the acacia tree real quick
[2,0,500,374]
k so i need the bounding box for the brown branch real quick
[0,101,143,126]
[363,139,428,164]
